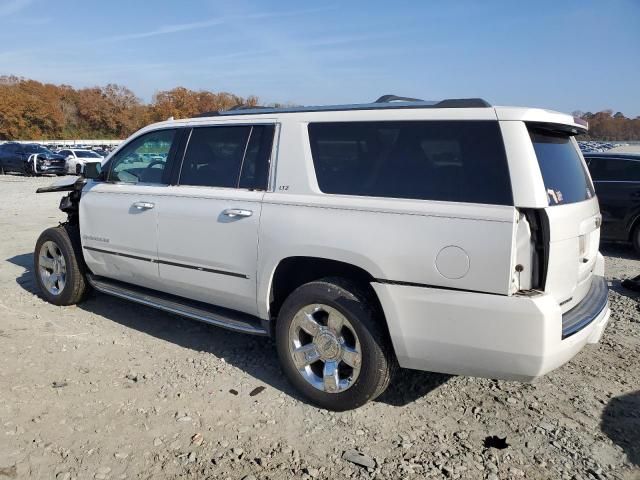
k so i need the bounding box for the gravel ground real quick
[0,175,638,480]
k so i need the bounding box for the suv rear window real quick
[529,129,594,205]
[308,121,512,205]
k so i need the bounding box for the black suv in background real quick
[0,143,66,176]
[584,152,640,254]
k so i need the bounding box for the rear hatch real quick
[528,125,601,312]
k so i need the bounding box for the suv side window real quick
[179,125,274,190]
[239,125,275,190]
[308,121,513,205]
[108,129,176,184]
[588,157,640,182]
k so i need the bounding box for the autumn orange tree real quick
[2,75,639,141]
[0,76,260,140]
[573,110,640,141]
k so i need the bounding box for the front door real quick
[157,124,275,315]
[80,128,180,291]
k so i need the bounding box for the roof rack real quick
[375,94,425,103]
[194,95,491,118]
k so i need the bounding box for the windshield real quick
[74,150,101,158]
[529,128,594,206]
[24,145,51,154]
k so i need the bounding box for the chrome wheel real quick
[288,304,362,393]
[38,241,67,295]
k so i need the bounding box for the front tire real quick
[34,225,88,306]
[275,277,395,410]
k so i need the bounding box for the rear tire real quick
[34,225,89,306]
[275,277,395,411]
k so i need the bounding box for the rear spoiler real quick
[527,120,588,136]
[573,117,589,130]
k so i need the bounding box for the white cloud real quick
[98,6,334,43]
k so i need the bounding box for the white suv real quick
[33,96,610,410]
[58,148,104,175]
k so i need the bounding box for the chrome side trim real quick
[87,275,268,336]
[83,246,249,279]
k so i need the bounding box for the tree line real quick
[1,75,638,140]
[0,75,258,140]
[573,110,640,141]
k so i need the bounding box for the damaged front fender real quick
[36,176,86,225]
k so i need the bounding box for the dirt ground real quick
[1,175,638,480]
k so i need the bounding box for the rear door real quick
[80,128,180,291]
[528,128,601,312]
[156,123,276,315]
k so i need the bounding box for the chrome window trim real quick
[175,122,278,192]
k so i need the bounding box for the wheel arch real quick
[265,256,386,328]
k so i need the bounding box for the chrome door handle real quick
[132,201,155,210]
[223,208,253,218]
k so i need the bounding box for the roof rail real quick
[227,104,269,111]
[434,98,491,108]
[193,110,221,117]
[193,96,492,118]
[193,104,269,117]
[375,94,425,103]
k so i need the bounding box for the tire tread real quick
[275,276,396,410]
[34,225,88,306]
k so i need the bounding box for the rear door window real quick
[307,121,512,205]
[528,129,594,205]
[179,125,274,190]
[587,157,640,182]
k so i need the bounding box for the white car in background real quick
[58,149,103,175]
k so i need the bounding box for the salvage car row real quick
[0,142,107,176]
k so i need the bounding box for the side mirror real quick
[83,162,102,180]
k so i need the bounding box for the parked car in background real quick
[584,152,640,254]
[58,149,104,175]
[578,141,619,153]
[0,142,66,175]
[92,148,111,158]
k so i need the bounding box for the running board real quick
[87,275,268,336]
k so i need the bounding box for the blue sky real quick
[1,0,638,116]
